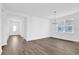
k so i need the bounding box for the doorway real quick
[2,16,25,44]
[8,18,23,35]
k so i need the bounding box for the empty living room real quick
[0,3,79,55]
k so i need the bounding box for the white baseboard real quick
[26,36,49,41]
[52,36,79,42]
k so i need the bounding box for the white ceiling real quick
[3,3,79,19]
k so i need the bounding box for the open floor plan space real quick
[1,3,79,55]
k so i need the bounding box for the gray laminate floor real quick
[23,37,79,55]
[2,37,79,55]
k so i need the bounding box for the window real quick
[65,25,73,32]
[13,25,17,32]
[57,25,65,32]
[57,19,74,33]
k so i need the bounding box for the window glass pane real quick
[65,26,72,32]
[57,25,64,32]
[13,25,17,32]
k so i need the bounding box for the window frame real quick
[56,20,74,33]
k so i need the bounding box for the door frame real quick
[2,16,26,45]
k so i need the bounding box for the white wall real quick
[26,16,50,41]
[51,12,79,42]
[0,3,2,54]
[0,4,2,45]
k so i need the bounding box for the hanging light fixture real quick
[52,10,57,24]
